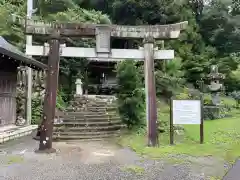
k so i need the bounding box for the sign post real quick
[200,96,204,144]
[170,99,204,145]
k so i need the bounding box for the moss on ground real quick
[209,176,222,180]
[122,165,145,175]
[6,155,24,164]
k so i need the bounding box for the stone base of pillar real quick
[35,148,56,154]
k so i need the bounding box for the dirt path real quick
[0,134,230,180]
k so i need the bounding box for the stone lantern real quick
[207,65,225,105]
[75,78,83,96]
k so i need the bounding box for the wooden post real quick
[170,98,174,145]
[200,95,204,144]
[25,0,33,125]
[36,32,60,153]
[197,79,204,144]
[143,36,158,147]
[199,80,204,144]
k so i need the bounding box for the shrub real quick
[32,95,43,125]
[203,95,212,105]
[56,88,67,111]
[175,88,192,99]
[157,109,170,133]
[116,60,145,129]
[155,59,185,99]
[230,91,240,108]
[32,88,67,125]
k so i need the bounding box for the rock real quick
[173,125,184,131]
[15,116,26,126]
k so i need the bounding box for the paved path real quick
[0,133,230,180]
[223,160,240,180]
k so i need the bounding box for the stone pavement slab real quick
[223,160,240,180]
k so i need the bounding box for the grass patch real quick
[221,96,236,107]
[122,165,145,174]
[119,112,240,163]
[6,155,24,164]
[209,176,222,180]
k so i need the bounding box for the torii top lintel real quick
[25,20,188,39]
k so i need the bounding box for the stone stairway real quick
[53,95,125,141]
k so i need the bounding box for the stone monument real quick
[75,78,83,96]
[207,65,225,105]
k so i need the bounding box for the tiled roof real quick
[0,36,47,69]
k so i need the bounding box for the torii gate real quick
[25,20,187,152]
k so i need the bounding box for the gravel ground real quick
[0,134,229,180]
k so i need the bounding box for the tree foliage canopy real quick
[1,0,240,95]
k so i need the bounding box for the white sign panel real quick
[172,100,201,125]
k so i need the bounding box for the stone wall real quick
[68,95,117,111]
[16,68,46,125]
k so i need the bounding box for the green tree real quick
[0,0,112,118]
[0,0,25,47]
[155,58,185,98]
[232,0,240,15]
[2,0,240,97]
[116,61,145,128]
[199,0,240,91]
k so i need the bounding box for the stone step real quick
[54,124,125,132]
[70,101,113,106]
[54,120,122,127]
[54,138,113,142]
[61,119,121,124]
[71,97,116,101]
[61,118,121,124]
[85,106,117,110]
[85,106,117,109]
[61,116,120,122]
[53,132,121,140]
[73,101,116,104]
[63,111,116,115]
[69,104,111,108]
[65,107,117,112]
[63,112,117,117]
[53,130,120,136]
[82,95,116,100]
[85,109,117,113]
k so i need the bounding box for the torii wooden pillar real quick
[35,32,60,153]
[143,36,158,146]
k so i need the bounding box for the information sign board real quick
[170,99,204,145]
[172,100,201,125]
